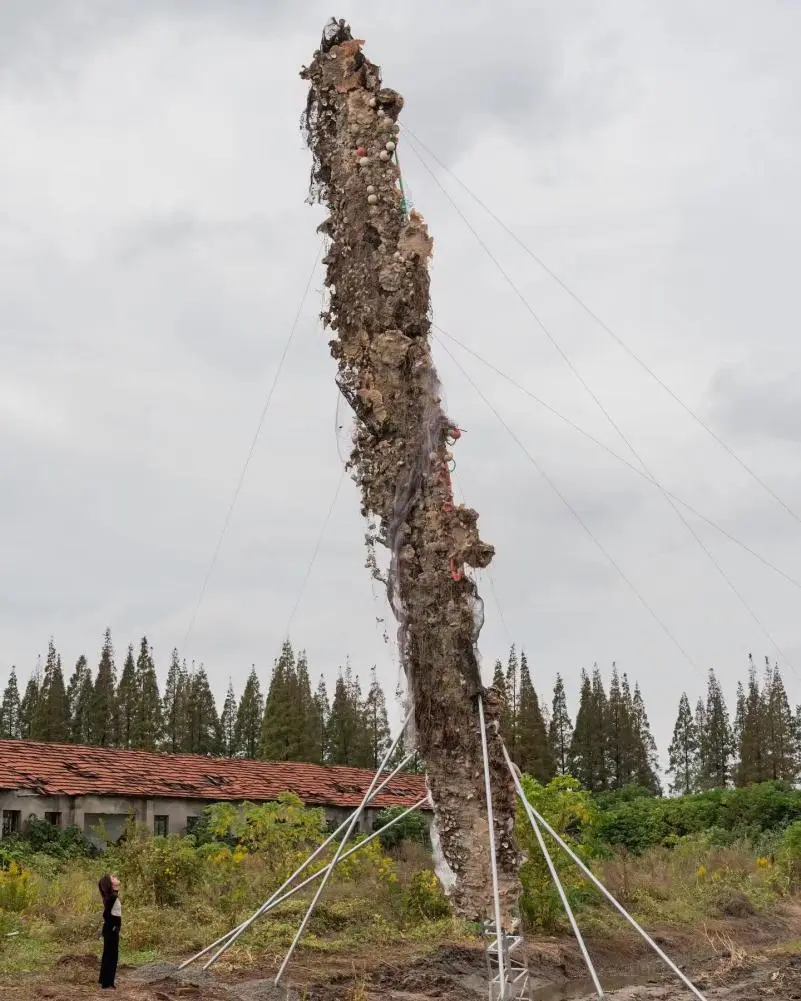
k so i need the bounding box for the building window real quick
[186,816,199,834]
[154,815,169,837]
[44,812,62,827]
[2,810,21,837]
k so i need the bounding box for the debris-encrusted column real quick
[301,19,520,926]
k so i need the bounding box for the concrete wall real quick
[0,791,412,842]
[149,798,209,836]
[0,789,76,831]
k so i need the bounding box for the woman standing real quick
[98,874,122,989]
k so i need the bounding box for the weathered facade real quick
[0,739,428,846]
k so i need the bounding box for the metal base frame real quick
[485,921,530,1000]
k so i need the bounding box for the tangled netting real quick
[300,19,520,926]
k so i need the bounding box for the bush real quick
[593,781,801,854]
[405,870,450,920]
[24,819,98,860]
[0,861,36,912]
[516,775,598,932]
[776,820,801,892]
[112,826,203,907]
[373,807,430,852]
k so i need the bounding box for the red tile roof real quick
[0,740,428,811]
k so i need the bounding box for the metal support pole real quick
[274,714,413,985]
[502,748,603,999]
[188,750,415,971]
[192,795,428,971]
[192,713,413,972]
[200,755,413,967]
[477,696,508,1000]
[227,796,429,926]
[515,788,708,1001]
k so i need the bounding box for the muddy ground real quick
[4,908,800,1001]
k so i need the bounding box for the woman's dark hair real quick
[98,874,116,902]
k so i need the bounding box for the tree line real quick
[2,635,796,794]
[667,656,800,794]
[0,630,393,769]
[491,649,661,794]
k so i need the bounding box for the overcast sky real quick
[1,1,800,759]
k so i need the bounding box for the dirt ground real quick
[3,907,800,1001]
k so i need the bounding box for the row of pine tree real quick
[667,655,799,794]
[492,651,801,794]
[1,634,798,793]
[490,650,661,793]
[0,630,393,769]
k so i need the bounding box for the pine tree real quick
[327,665,364,766]
[116,645,138,749]
[631,683,661,794]
[35,641,70,743]
[692,696,708,780]
[162,649,189,753]
[606,665,636,789]
[234,666,263,758]
[569,670,607,791]
[352,671,375,767]
[19,660,42,740]
[132,637,163,751]
[185,665,221,755]
[313,676,330,764]
[260,641,299,760]
[89,629,118,747]
[220,681,238,758]
[516,652,554,782]
[667,693,699,795]
[505,646,520,759]
[67,656,93,744]
[762,659,798,781]
[362,667,391,768]
[698,669,734,790]
[0,667,22,739]
[736,655,767,786]
[492,658,512,749]
[548,673,573,775]
[295,651,320,762]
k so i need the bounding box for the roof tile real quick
[0,739,428,811]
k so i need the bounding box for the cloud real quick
[1,0,800,762]
[709,360,801,445]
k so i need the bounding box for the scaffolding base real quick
[484,920,530,1000]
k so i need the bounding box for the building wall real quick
[0,790,385,840]
[1,789,76,833]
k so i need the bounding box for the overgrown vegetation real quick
[0,793,458,975]
[4,777,801,976]
[593,780,801,853]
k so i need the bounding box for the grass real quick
[1,816,800,984]
[592,837,779,926]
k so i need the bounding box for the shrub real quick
[0,861,36,912]
[593,781,801,854]
[112,826,203,907]
[405,870,450,920]
[372,807,430,852]
[25,819,98,859]
[776,820,801,892]
[516,775,598,932]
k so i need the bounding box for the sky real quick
[1,1,800,761]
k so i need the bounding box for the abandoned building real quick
[0,739,428,847]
